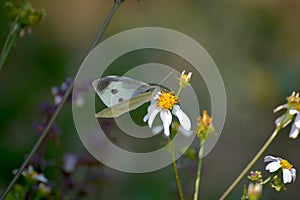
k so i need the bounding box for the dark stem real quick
[0,1,120,199]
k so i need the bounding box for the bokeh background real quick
[0,0,300,199]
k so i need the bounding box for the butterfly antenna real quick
[158,69,175,86]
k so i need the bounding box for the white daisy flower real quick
[13,165,48,183]
[274,91,300,139]
[143,90,191,137]
[264,156,296,184]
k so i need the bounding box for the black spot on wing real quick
[111,89,118,94]
[97,76,119,94]
[118,98,124,102]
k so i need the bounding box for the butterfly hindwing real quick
[94,91,153,118]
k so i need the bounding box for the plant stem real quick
[219,110,289,200]
[176,86,183,98]
[0,23,21,71]
[261,175,273,185]
[193,141,204,200]
[0,1,121,199]
[170,140,185,200]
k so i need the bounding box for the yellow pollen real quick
[280,159,293,170]
[157,91,178,110]
[182,74,188,80]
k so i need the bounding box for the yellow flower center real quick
[280,159,293,170]
[157,90,178,110]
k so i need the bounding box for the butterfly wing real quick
[93,76,159,118]
[92,76,152,107]
[95,91,154,118]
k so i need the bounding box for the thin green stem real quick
[0,24,21,70]
[0,0,25,71]
[0,2,121,199]
[261,175,273,185]
[170,140,185,200]
[193,141,204,200]
[220,110,290,200]
[176,86,183,98]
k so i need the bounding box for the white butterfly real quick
[92,76,158,118]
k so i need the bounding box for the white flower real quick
[264,156,296,184]
[143,90,191,136]
[13,165,48,183]
[274,92,300,139]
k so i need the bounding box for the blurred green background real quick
[1,0,300,199]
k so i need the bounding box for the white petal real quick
[265,161,281,172]
[291,168,296,182]
[152,125,163,135]
[147,103,156,113]
[181,70,185,77]
[172,105,191,131]
[289,113,300,139]
[143,103,156,122]
[160,110,172,136]
[294,113,300,129]
[282,169,292,183]
[264,156,279,163]
[33,174,48,183]
[289,124,299,139]
[153,92,161,102]
[143,114,149,122]
[148,107,160,128]
[273,104,288,113]
[289,108,298,115]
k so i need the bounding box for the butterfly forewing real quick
[93,76,160,118]
[92,76,152,107]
